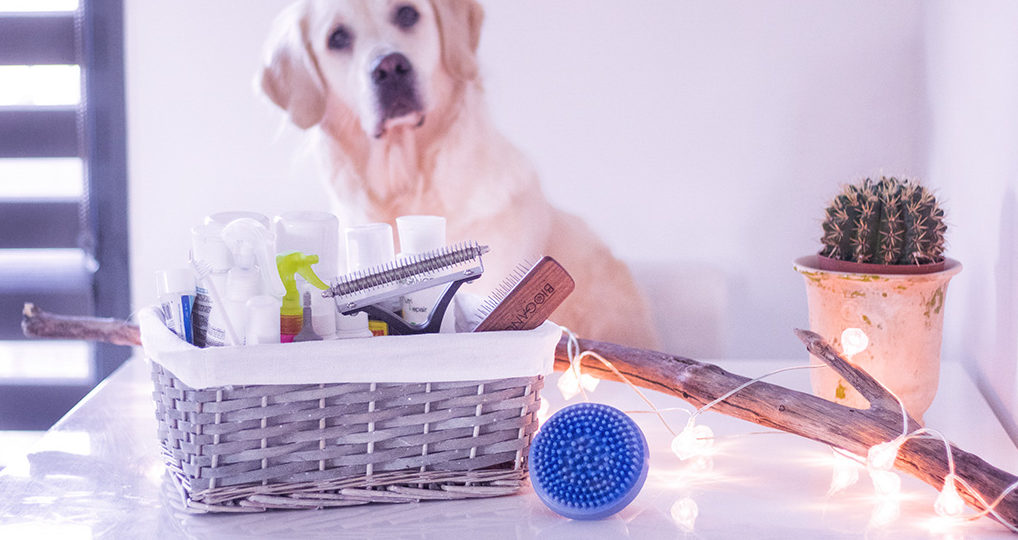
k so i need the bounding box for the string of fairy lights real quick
[550,326,1018,532]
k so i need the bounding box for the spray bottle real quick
[276,252,329,343]
[274,212,340,339]
[220,218,287,346]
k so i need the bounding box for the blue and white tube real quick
[156,268,196,344]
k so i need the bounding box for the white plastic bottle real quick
[309,285,338,340]
[275,211,341,338]
[190,223,232,347]
[155,268,196,344]
[344,223,397,336]
[396,215,447,328]
[221,218,288,346]
[274,211,340,281]
[245,295,281,345]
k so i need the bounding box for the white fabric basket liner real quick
[138,304,560,390]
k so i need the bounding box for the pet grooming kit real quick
[142,211,578,513]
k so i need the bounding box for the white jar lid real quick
[205,211,271,230]
[155,268,196,297]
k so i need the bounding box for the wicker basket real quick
[140,305,557,513]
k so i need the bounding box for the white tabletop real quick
[1,355,1016,539]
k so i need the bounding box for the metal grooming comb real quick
[325,241,488,335]
[473,256,575,332]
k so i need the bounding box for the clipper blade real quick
[326,241,488,313]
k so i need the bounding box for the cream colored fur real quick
[260,0,658,348]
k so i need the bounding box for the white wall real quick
[925,1,1018,438]
[126,2,927,360]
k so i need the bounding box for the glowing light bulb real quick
[870,470,901,497]
[537,400,550,424]
[828,450,860,495]
[670,497,699,532]
[867,439,903,472]
[841,327,869,358]
[557,368,581,400]
[671,421,714,460]
[934,474,966,518]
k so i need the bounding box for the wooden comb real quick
[473,256,575,332]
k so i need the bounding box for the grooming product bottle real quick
[220,218,287,346]
[274,211,340,339]
[190,223,233,347]
[245,295,281,345]
[276,252,329,343]
[345,223,397,336]
[274,211,340,283]
[396,215,447,328]
[155,268,196,344]
[292,291,323,342]
[309,285,338,339]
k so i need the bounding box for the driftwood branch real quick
[553,332,1018,530]
[22,303,141,347]
[21,304,1018,530]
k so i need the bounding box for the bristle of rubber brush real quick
[529,403,649,520]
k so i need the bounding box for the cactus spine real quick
[821,177,946,265]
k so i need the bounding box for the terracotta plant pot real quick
[793,255,962,422]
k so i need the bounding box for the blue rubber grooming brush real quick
[529,402,649,520]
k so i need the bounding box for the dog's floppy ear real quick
[430,0,485,82]
[259,2,327,129]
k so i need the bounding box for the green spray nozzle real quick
[276,251,329,317]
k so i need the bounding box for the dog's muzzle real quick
[371,52,424,137]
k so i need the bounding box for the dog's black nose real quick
[372,52,413,84]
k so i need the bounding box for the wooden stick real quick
[20,303,1018,530]
[21,303,141,347]
[553,332,1018,530]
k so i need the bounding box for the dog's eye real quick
[393,4,419,30]
[328,26,353,50]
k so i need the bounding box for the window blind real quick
[0,0,129,430]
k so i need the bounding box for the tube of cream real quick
[156,268,196,344]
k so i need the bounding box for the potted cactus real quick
[794,176,961,422]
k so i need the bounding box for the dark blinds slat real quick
[0,200,80,248]
[0,108,79,158]
[0,14,77,66]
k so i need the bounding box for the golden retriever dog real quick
[260,0,658,348]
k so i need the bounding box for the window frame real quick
[0,0,130,430]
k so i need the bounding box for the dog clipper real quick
[324,241,488,335]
